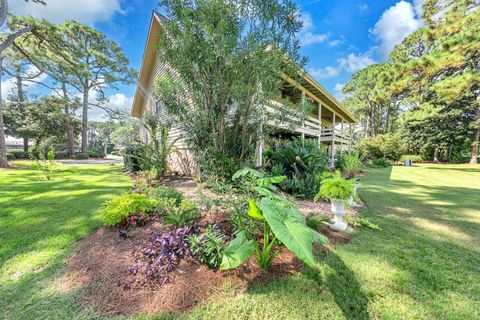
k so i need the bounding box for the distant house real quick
[131,12,357,175]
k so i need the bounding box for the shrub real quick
[162,199,200,226]
[265,138,328,199]
[358,133,405,161]
[189,224,227,269]
[12,151,28,159]
[32,148,57,181]
[75,152,89,160]
[123,144,146,173]
[128,226,194,287]
[102,193,155,227]
[371,158,389,167]
[148,185,183,205]
[86,149,97,157]
[6,153,16,161]
[339,150,363,178]
[54,151,69,159]
[400,154,424,162]
[315,172,354,201]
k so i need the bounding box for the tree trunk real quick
[15,74,29,152]
[446,146,452,162]
[469,98,480,164]
[62,83,75,158]
[0,55,8,167]
[81,83,89,152]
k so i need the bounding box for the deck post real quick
[301,92,306,143]
[340,120,344,154]
[349,123,353,151]
[331,113,336,163]
[318,103,322,146]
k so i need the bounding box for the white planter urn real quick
[329,199,348,231]
[348,183,360,207]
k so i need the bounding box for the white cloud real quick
[334,83,345,101]
[299,13,329,46]
[328,38,344,47]
[1,66,48,99]
[338,53,375,73]
[371,1,422,59]
[309,52,375,80]
[10,0,124,24]
[86,93,134,121]
[359,3,369,11]
[309,66,340,80]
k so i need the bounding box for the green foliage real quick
[101,193,155,227]
[154,0,308,179]
[162,199,200,227]
[222,167,328,270]
[139,112,178,178]
[315,172,354,201]
[337,150,363,178]
[306,213,331,230]
[54,151,69,160]
[123,144,145,172]
[32,147,57,181]
[265,138,328,199]
[220,231,256,270]
[358,133,404,161]
[74,152,88,160]
[189,224,227,269]
[147,185,183,205]
[371,158,389,167]
[11,151,28,159]
[343,215,380,230]
[400,154,424,162]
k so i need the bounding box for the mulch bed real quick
[63,177,359,317]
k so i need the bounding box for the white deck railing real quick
[265,100,352,144]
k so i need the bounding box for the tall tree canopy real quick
[14,19,137,153]
[155,0,308,178]
[343,0,480,163]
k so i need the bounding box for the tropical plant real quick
[128,225,193,288]
[162,199,200,227]
[189,224,227,269]
[140,112,179,178]
[265,138,328,199]
[101,193,155,227]
[221,168,328,270]
[315,172,354,201]
[340,150,363,178]
[32,147,56,181]
[154,0,309,179]
[343,215,380,230]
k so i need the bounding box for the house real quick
[131,12,357,174]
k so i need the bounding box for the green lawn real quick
[1,163,479,319]
[0,164,130,320]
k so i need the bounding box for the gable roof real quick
[131,11,356,123]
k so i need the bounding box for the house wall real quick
[139,57,197,177]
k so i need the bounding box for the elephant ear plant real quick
[220,168,328,270]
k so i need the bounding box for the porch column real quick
[301,91,306,143]
[349,123,353,150]
[340,120,344,154]
[318,103,322,146]
[331,113,336,163]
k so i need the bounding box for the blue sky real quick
[7,0,424,120]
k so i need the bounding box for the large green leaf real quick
[220,231,256,270]
[248,199,264,220]
[259,198,321,267]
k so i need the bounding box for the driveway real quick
[57,156,124,165]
